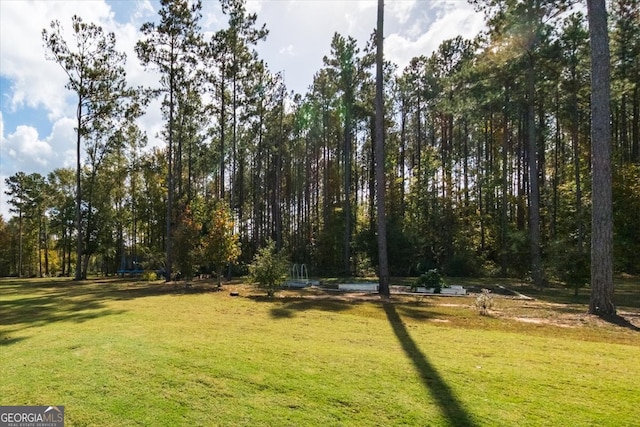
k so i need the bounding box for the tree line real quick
[2,0,638,299]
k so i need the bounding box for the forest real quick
[1,0,639,292]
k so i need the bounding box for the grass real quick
[1,276,639,426]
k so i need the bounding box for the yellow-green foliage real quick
[201,203,241,282]
[141,270,157,281]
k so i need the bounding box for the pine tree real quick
[43,15,130,279]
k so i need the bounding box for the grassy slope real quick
[1,277,639,426]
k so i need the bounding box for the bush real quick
[141,271,158,281]
[248,240,290,297]
[411,269,445,293]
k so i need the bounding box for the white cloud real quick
[133,0,155,22]
[388,0,417,24]
[12,126,53,167]
[137,99,165,151]
[47,117,77,167]
[0,1,116,120]
[0,121,45,219]
[246,0,264,15]
[1,117,75,174]
[201,0,224,29]
[279,44,295,56]
[255,1,379,94]
[385,2,485,73]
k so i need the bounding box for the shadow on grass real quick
[0,322,27,346]
[0,282,126,344]
[245,295,357,319]
[245,286,380,319]
[247,289,451,321]
[0,293,125,329]
[394,304,453,322]
[0,336,26,346]
[384,302,478,427]
[599,313,640,332]
[496,276,640,310]
[0,277,210,344]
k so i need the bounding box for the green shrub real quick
[412,269,445,293]
[248,240,290,297]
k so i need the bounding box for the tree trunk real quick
[399,94,407,219]
[369,116,377,231]
[526,55,544,287]
[165,57,175,282]
[61,228,67,277]
[75,98,83,281]
[501,85,509,276]
[67,235,72,276]
[570,82,584,251]
[552,87,560,240]
[18,209,23,278]
[220,63,226,199]
[343,103,352,276]
[38,217,42,278]
[587,0,615,315]
[632,84,639,162]
[274,95,284,250]
[43,216,49,276]
[232,47,238,212]
[375,0,390,297]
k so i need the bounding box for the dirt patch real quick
[512,316,575,328]
[500,309,640,330]
[226,283,640,331]
[514,317,544,324]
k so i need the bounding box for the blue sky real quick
[0,0,485,220]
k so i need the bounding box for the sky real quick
[0,0,486,220]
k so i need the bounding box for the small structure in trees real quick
[286,263,310,288]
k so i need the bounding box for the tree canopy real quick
[2,0,638,311]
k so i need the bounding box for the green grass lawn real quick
[1,277,639,426]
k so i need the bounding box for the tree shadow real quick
[246,296,357,319]
[383,302,478,426]
[395,304,450,322]
[0,336,25,346]
[270,307,296,319]
[0,283,127,345]
[598,313,640,332]
[245,287,372,319]
[0,277,205,344]
[0,326,26,346]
